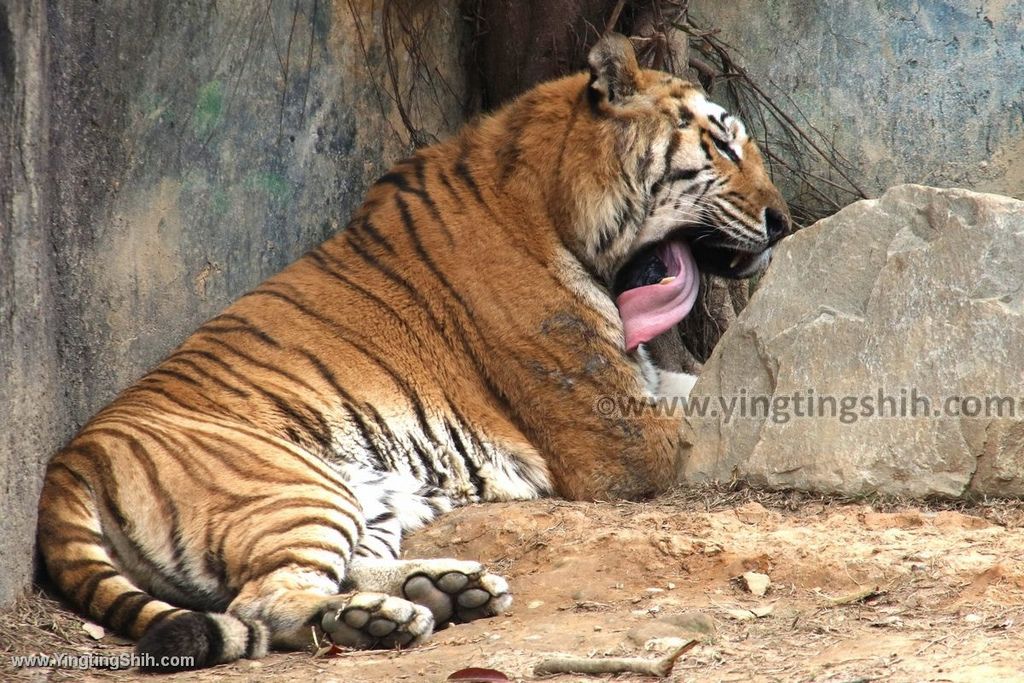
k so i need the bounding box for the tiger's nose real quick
[765,208,789,245]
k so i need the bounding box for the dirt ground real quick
[4,487,1024,683]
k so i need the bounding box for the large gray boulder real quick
[683,185,1024,498]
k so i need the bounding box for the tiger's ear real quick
[587,33,640,106]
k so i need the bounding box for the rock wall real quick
[683,186,1024,499]
[0,0,467,607]
[689,0,1024,207]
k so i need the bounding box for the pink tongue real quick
[615,240,700,352]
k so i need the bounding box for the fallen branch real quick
[533,640,698,678]
[823,585,884,606]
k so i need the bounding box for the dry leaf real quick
[82,621,105,640]
[314,643,346,658]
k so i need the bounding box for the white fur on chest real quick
[635,344,698,398]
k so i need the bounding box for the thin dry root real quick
[823,585,884,606]
[533,640,698,677]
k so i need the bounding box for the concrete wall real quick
[689,0,1024,207]
[0,0,467,607]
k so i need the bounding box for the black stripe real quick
[202,614,225,664]
[185,418,356,495]
[130,382,247,422]
[140,374,245,417]
[712,135,740,164]
[86,429,191,575]
[80,431,232,612]
[409,439,435,481]
[361,404,406,471]
[660,132,681,182]
[247,552,344,586]
[78,570,119,610]
[375,170,413,192]
[144,368,208,392]
[444,418,485,495]
[394,195,464,308]
[346,406,389,469]
[239,495,356,520]
[355,216,397,255]
[40,484,92,524]
[177,428,348,495]
[128,421,261,503]
[497,103,531,182]
[243,619,260,658]
[48,558,112,574]
[202,314,282,348]
[454,156,485,206]
[144,607,181,633]
[436,169,464,211]
[245,286,445,448]
[66,443,130,534]
[172,348,333,451]
[699,136,713,161]
[103,590,152,634]
[47,461,93,493]
[393,194,562,434]
[52,523,103,545]
[261,514,359,544]
[342,235,454,343]
[305,249,419,340]
[714,198,756,227]
[289,341,392,470]
[365,510,395,527]
[162,356,252,398]
[595,222,618,254]
[636,143,655,181]
[235,514,357,568]
[200,336,319,394]
[695,177,717,203]
[663,167,703,184]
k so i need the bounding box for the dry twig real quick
[822,585,885,606]
[534,640,698,677]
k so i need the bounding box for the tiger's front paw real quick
[320,592,434,649]
[400,559,512,626]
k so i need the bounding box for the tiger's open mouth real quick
[611,234,769,352]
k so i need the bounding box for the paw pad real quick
[321,592,433,650]
[402,563,511,626]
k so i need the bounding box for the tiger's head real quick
[531,34,790,351]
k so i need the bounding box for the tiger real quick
[37,33,788,672]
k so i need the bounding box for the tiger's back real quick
[38,34,788,671]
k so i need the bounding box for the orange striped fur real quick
[37,34,787,671]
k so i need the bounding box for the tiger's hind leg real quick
[219,468,448,651]
[225,568,435,651]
